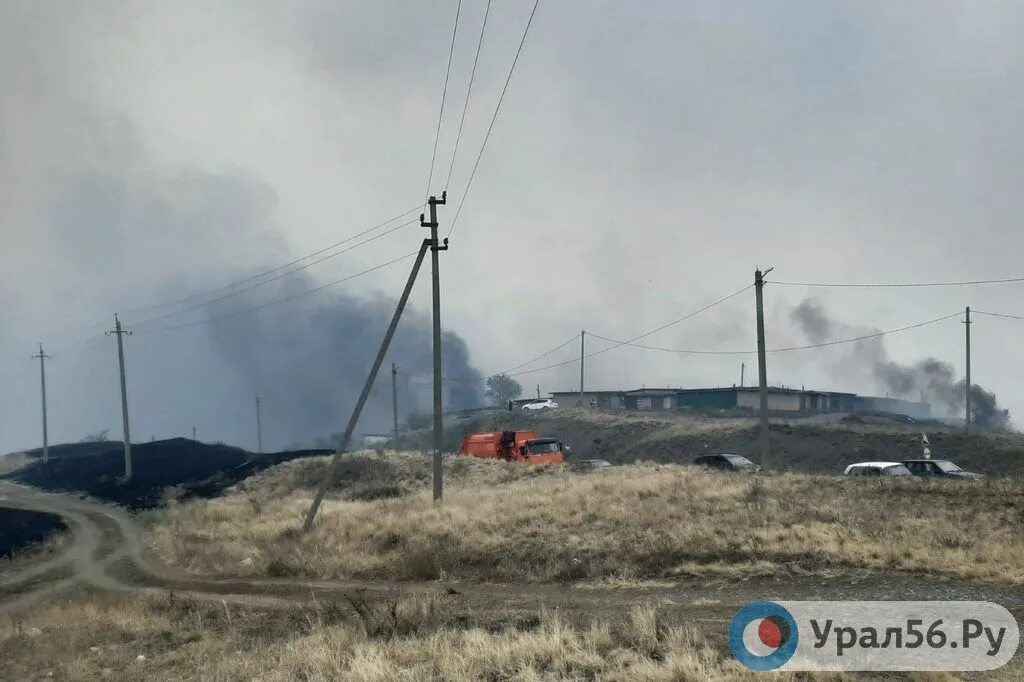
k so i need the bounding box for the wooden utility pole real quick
[421,192,448,502]
[391,362,400,444]
[303,239,432,531]
[964,306,971,431]
[106,314,133,481]
[255,395,263,453]
[754,268,773,471]
[31,344,52,464]
[536,384,541,400]
[579,330,586,406]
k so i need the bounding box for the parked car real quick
[843,461,913,476]
[570,459,613,472]
[694,453,762,473]
[901,459,982,480]
[522,399,558,411]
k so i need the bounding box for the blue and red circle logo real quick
[729,601,799,671]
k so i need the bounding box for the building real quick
[550,386,929,418]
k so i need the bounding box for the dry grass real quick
[151,452,1024,584]
[0,593,866,681]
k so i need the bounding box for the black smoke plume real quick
[791,299,1010,430]
[204,274,483,446]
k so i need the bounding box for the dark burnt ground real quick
[0,508,65,559]
[401,409,1024,476]
[4,438,331,509]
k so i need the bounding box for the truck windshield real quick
[527,441,560,454]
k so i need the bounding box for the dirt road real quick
[2,480,1023,626]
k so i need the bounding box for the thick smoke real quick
[204,275,483,446]
[790,300,1010,430]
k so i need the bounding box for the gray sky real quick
[3,0,1024,452]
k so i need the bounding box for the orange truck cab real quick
[459,430,566,465]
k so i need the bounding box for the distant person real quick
[507,400,513,412]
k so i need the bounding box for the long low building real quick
[550,386,930,419]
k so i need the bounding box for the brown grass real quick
[0,593,867,681]
[151,452,1024,584]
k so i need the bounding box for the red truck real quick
[459,430,567,465]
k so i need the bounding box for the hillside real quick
[3,439,331,509]
[398,408,1024,476]
[153,450,1024,584]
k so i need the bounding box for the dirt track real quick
[3,480,1024,627]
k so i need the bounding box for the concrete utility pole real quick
[536,384,541,400]
[754,268,773,472]
[391,362,400,444]
[31,344,52,464]
[106,314,133,481]
[740,362,745,388]
[303,238,431,531]
[255,395,263,453]
[421,192,448,502]
[964,306,971,431]
[579,330,586,406]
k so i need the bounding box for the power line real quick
[973,310,1024,321]
[131,217,418,330]
[448,0,541,237]
[121,206,421,317]
[767,312,962,352]
[770,276,1024,288]
[500,331,580,374]
[508,284,752,377]
[444,0,492,190]
[134,251,418,333]
[588,311,962,355]
[424,0,463,203]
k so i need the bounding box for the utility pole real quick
[31,344,52,464]
[964,306,971,431]
[740,362,745,388]
[579,330,586,406]
[255,395,263,453]
[754,268,773,471]
[192,426,196,441]
[536,384,541,400]
[106,314,133,481]
[391,362,400,444]
[303,238,431,531]
[421,192,448,502]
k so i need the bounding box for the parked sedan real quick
[901,459,982,480]
[522,399,559,411]
[843,461,913,476]
[694,453,762,473]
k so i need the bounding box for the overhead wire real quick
[443,0,492,190]
[499,331,580,374]
[120,205,421,317]
[770,276,1024,288]
[588,311,962,355]
[424,0,463,203]
[506,284,753,377]
[130,217,418,330]
[448,0,541,237]
[134,251,418,333]
[973,310,1024,322]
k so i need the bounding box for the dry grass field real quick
[151,451,1024,584]
[7,591,1017,681]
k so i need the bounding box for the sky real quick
[2,0,1024,453]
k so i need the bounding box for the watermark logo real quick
[730,601,1019,672]
[728,601,799,671]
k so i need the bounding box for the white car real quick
[522,399,558,411]
[843,461,912,477]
